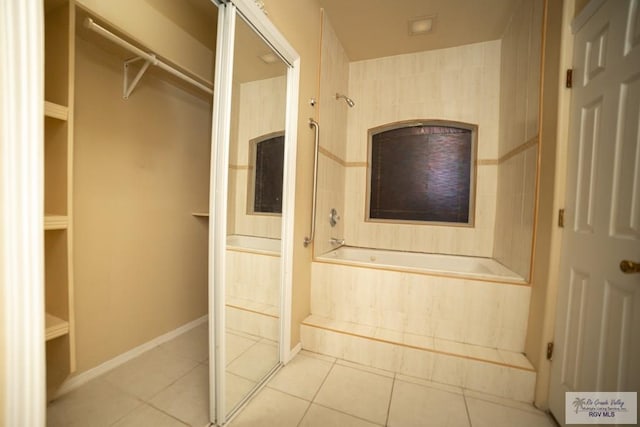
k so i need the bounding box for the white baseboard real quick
[286,342,302,363]
[54,315,208,398]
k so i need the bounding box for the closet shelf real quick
[45,313,69,341]
[44,215,69,230]
[192,212,210,218]
[44,101,69,121]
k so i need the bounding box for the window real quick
[248,132,284,214]
[367,121,476,225]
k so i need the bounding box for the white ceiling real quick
[316,0,519,61]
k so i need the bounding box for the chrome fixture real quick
[336,93,355,107]
[329,208,340,227]
[304,118,320,247]
[330,238,345,246]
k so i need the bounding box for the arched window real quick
[248,132,284,214]
[367,121,476,225]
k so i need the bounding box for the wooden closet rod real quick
[84,17,213,97]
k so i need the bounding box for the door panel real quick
[549,1,640,424]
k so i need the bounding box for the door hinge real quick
[558,209,565,228]
[547,342,554,360]
[566,69,573,88]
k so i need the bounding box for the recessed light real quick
[408,16,436,36]
[259,52,278,64]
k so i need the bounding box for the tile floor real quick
[47,322,558,427]
[228,351,558,427]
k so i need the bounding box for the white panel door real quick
[549,0,640,424]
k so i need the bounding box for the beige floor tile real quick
[111,404,187,427]
[465,397,556,427]
[299,349,336,363]
[104,346,198,400]
[150,364,210,426]
[299,404,382,427]
[463,389,544,415]
[314,364,393,425]
[46,378,141,427]
[159,323,208,363]
[226,331,259,364]
[395,373,463,395]
[226,372,257,414]
[335,358,395,378]
[388,379,470,427]
[267,353,333,400]
[227,341,279,381]
[228,388,309,427]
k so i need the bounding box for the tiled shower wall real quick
[314,15,350,255]
[344,41,501,257]
[228,76,286,239]
[493,0,543,279]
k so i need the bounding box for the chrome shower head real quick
[336,93,355,108]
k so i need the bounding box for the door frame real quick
[208,0,300,424]
[0,0,47,425]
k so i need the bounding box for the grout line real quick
[106,398,146,426]
[384,373,396,426]
[311,402,386,426]
[462,390,474,427]
[310,357,337,402]
[144,402,191,426]
[294,355,337,427]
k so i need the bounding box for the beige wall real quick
[493,0,543,279]
[314,13,349,256]
[344,41,501,256]
[228,76,287,239]
[75,0,216,84]
[263,0,322,348]
[72,36,211,373]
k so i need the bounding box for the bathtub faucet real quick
[330,238,345,247]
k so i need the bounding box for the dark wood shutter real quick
[370,125,471,223]
[254,135,284,213]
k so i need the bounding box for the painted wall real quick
[72,36,211,373]
[314,13,349,256]
[493,0,543,280]
[344,41,501,257]
[263,0,323,348]
[228,76,287,239]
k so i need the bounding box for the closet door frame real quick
[208,0,300,424]
[0,0,46,425]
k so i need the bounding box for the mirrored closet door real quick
[209,1,299,425]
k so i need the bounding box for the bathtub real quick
[316,246,525,283]
[226,234,281,256]
[311,246,531,351]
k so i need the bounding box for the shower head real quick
[336,93,355,108]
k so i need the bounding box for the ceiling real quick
[316,0,519,61]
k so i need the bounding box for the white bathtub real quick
[226,234,281,256]
[317,246,524,283]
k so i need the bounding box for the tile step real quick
[301,315,536,402]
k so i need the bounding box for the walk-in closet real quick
[44,0,299,425]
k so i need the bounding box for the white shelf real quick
[192,212,210,217]
[44,215,68,230]
[44,101,69,121]
[45,313,69,341]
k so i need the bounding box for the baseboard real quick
[54,315,208,398]
[286,342,302,363]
